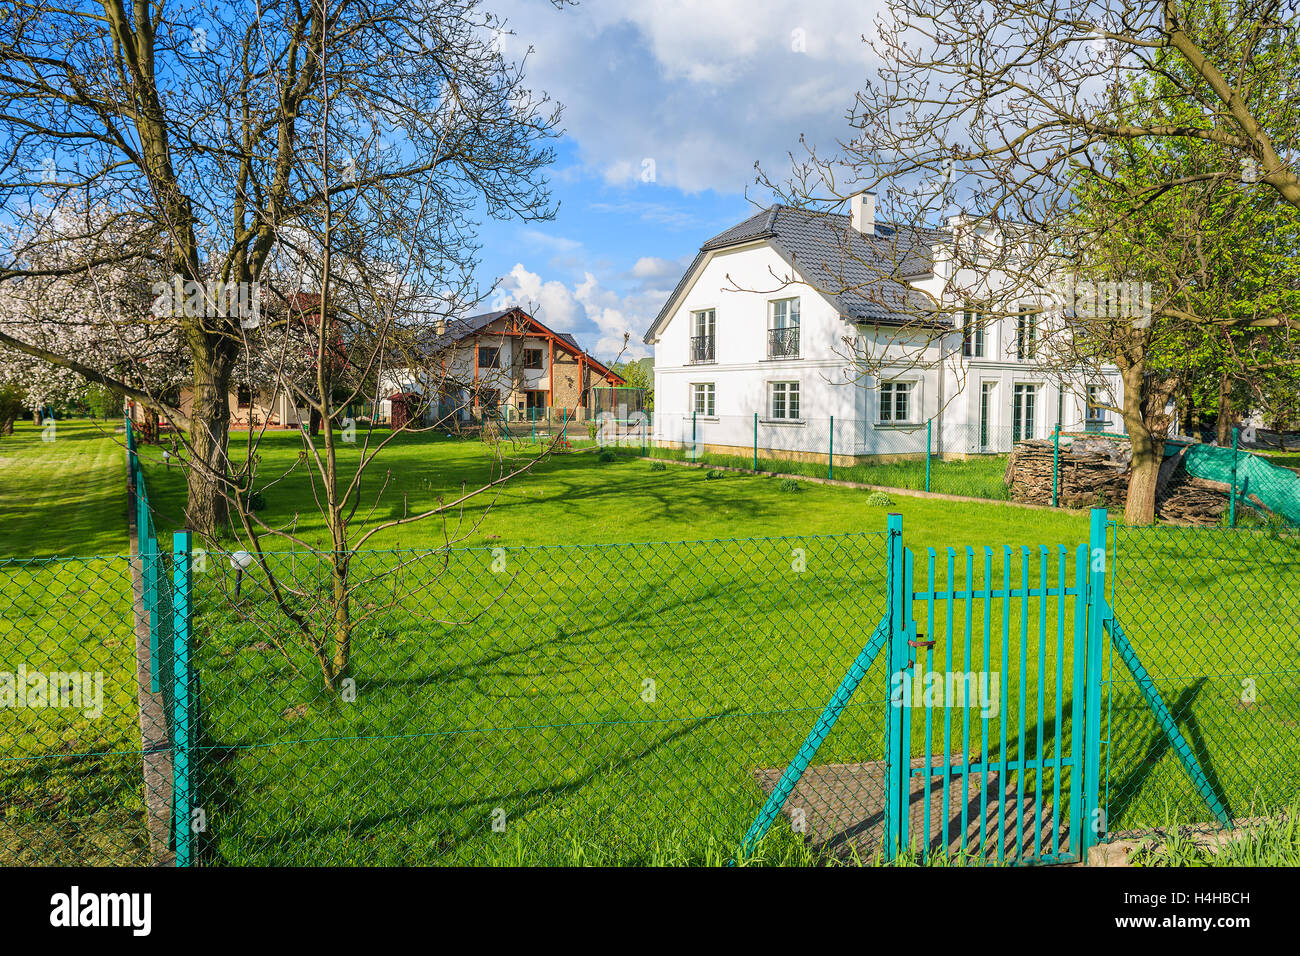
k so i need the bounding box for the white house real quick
[642,195,1126,463]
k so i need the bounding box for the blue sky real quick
[471,0,884,363]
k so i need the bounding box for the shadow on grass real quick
[1105,678,1232,827]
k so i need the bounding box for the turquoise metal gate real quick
[883,515,1093,863]
[741,509,1229,865]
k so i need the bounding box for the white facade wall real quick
[651,234,1126,458]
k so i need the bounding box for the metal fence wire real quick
[3,429,1300,866]
[1106,522,1300,835]
[644,412,1300,527]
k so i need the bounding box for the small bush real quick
[598,450,616,463]
[867,491,894,507]
[704,469,725,480]
[248,491,267,511]
[648,461,666,472]
[779,478,801,493]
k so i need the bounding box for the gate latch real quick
[908,633,935,650]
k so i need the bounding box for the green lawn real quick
[132,425,1075,551]
[0,420,144,864]
[2,420,1296,865]
[648,444,1013,502]
[0,418,128,556]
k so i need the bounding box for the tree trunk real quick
[1121,364,1160,525]
[142,406,160,444]
[185,354,232,534]
[1216,370,1233,445]
[331,557,351,686]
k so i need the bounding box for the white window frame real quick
[689,308,717,364]
[769,297,801,329]
[690,382,716,418]
[692,308,716,338]
[767,297,801,360]
[767,381,802,421]
[979,380,997,449]
[1086,384,1108,426]
[878,379,919,425]
[1015,305,1038,361]
[1012,381,1040,441]
[961,306,986,358]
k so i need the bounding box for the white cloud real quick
[629,255,685,279]
[494,262,656,362]
[491,263,580,331]
[495,0,885,193]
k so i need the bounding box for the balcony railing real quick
[690,334,715,363]
[768,326,800,359]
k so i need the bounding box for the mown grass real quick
[0,420,145,864]
[648,444,1013,501]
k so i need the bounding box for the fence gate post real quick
[753,412,758,472]
[1080,508,1108,860]
[172,530,195,867]
[883,512,908,861]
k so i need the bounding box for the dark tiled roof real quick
[643,205,946,343]
[412,307,626,384]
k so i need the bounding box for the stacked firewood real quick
[1155,476,1228,523]
[1004,437,1130,509]
[1004,435,1230,524]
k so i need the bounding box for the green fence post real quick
[753,412,758,472]
[692,410,697,463]
[1081,507,1108,860]
[1229,426,1239,527]
[925,420,932,492]
[1052,424,1060,508]
[172,529,194,867]
[883,511,906,861]
[828,415,834,480]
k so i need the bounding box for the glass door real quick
[1012,383,1037,442]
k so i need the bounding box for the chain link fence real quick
[1105,522,1300,834]
[646,412,1300,527]
[649,412,1021,500]
[4,429,1299,866]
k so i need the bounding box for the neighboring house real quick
[380,306,626,424]
[129,304,627,432]
[643,194,1125,461]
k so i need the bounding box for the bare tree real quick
[0,0,562,532]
